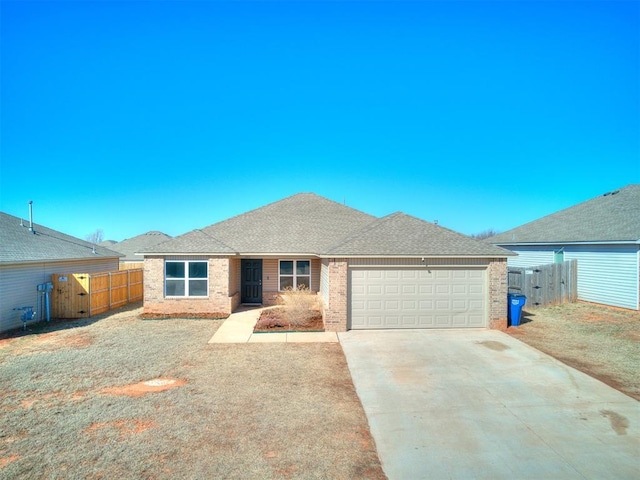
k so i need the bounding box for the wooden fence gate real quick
[508,260,577,308]
[51,269,143,318]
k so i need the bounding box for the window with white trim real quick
[165,261,208,297]
[279,260,311,290]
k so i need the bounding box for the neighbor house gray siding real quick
[501,244,639,310]
[505,247,556,268]
[0,258,119,332]
[565,245,639,310]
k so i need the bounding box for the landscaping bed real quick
[253,288,325,333]
[507,301,640,400]
[254,307,324,333]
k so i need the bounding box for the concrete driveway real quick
[339,329,639,480]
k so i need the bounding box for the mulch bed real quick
[254,307,325,333]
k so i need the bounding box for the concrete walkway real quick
[208,307,338,343]
[339,329,640,480]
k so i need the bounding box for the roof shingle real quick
[0,212,122,264]
[102,231,172,261]
[489,184,640,244]
[327,212,513,256]
[143,193,512,257]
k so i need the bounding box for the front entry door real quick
[241,259,263,304]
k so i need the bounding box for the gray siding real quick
[500,244,639,310]
[0,258,119,333]
[503,247,555,268]
[565,245,639,310]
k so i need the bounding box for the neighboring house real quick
[488,184,640,310]
[0,212,122,332]
[141,193,513,331]
[100,231,171,267]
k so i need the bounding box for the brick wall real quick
[143,256,233,317]
[319,257,509,332]
[488,258,508,330]
[321,258,348,332]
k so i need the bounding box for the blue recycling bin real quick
[507,293,527,327]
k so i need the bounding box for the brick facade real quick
[143,256,233,317]
[144,255,507,330]
[321,258,349,332]
[487,258,508,330]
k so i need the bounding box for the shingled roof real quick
[143,193,512,257]
[489,184,640,244]
[102,231,172,261]
[327,212,512,257]
[0,212,122,264]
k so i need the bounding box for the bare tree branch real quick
[85,229,104,244]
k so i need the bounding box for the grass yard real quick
[0,304,386,479]
[507,301,640,400]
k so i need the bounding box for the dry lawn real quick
[0,304,385,479]
[507,301,640,400]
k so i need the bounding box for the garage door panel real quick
[350,268,486,329]
[435,315,453,326]
[385,285,399,294]
[419,300,434,309]
[401,270,418,280]
[385,316,400,326]
[402,285,417,295]
[469,299,483,309]
[418,316,435,327]
[435,270,452,279]
[367,285,383,295]
[384,300,399,310]
[435,299,451,310]
[402,300,416,310]
[352,300,365,310]
[367,300,382,310]
[452,300,467,310]
[402,316,418,327]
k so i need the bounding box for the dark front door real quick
[241,259,263,304]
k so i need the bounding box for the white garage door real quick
[350,268,486,329]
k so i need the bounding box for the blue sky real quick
[1,0,638,242]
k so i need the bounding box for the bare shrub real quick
[279,287,318,327]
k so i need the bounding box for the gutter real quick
[317,254,515,259]
[492,241,640,246]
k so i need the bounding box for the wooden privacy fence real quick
[508,260,577,308]
[119,262,144,270]
[51,269,143,318]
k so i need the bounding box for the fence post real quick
[89,273,92,316]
